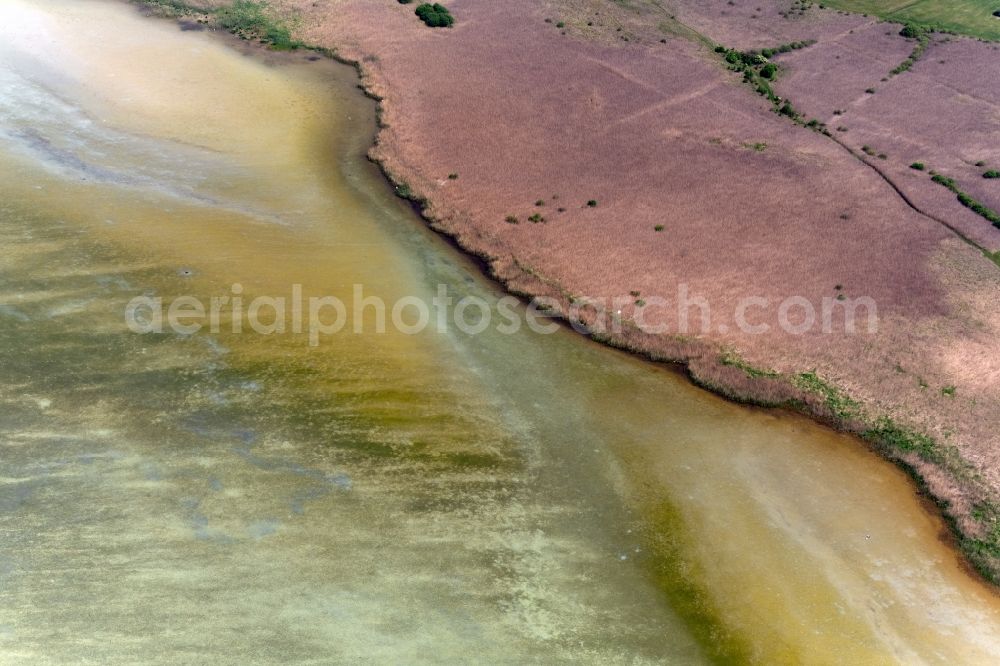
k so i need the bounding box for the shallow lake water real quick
[1,1,999,663]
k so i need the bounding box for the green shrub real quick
[957,193,1000,226]
[505,215,519,224]
[932,173,957,189]
[756,81,775,99]
[654,225,664,231]
[984,170,1000,179]
[760,63,777,79]
[587,200,598,207]
[415,3,454,27]
[910,162,925,170]
[768,39,815,54]
[890,58,915,75]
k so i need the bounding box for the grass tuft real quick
[217,0,302,50]
[795,370,861,419]
[720,351,779,379]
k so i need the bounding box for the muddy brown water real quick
[1,1,999,663]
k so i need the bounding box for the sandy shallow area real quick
[152,0,1000,578]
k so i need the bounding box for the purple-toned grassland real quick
[772,26,1000,249]
[188,0,1000,575]
[664,0,871,49]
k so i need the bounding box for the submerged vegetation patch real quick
[643,500,756,664]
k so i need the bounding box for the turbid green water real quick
[1,1,1000,663]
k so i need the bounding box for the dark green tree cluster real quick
[713,42,829,133]
[716,46,764,67]
[899,23,931,39]
[415,3,454,27]
[715,46,777,100]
